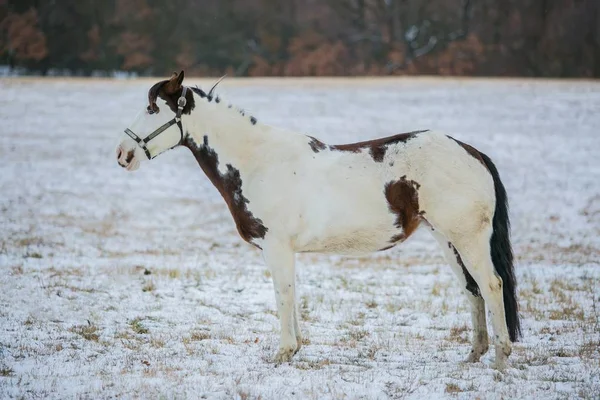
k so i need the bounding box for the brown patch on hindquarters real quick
[330,130,428,162]
[183,135,268,246]
[384,175,423,244]
[449,243,481,298]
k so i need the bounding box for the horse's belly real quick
[296,231,397,255]
[294,215,401,255]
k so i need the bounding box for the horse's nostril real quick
[117,148,123,159]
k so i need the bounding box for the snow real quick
[0,77,599,399]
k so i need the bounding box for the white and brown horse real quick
[116,72,520,370]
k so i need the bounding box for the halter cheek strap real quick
[124,86,188,160]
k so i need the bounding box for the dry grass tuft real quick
[445,383,462,393]
[70,324,100,341]
[295,359,331,370]
[300,295,311,322]
[142,281,156,292]
[448,324,470,344]
[129,318,149,334]
[190,330,211,341]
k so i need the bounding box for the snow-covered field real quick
[0,77,599,399]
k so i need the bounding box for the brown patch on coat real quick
[450,243,481,298]
[446,136,487,169]
[369,146,386,162]
[330,130,428,162]
[307,136,327,153]
[183,135,268,247]
[384,175,423,244]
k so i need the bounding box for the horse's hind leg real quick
[450,229,512,370]
[431,230,489,362]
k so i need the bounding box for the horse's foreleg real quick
[431,230,489,362]
[262,239,299,363]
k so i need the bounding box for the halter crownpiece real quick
[124,86,188,160]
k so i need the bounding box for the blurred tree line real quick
[1,0,598,77]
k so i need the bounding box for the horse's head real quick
[116,70,195,171]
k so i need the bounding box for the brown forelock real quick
[446,136,487,169]
[147,80,196,115]
[183,135,268,247]
[384,175,422,243]
[329,130,429,162]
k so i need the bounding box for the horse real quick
[116,71,520,370]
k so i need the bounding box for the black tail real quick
[479,152,521,342]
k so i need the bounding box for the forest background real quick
[1,0,599,77]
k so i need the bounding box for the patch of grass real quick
[295,359,331,370]
[385,303,401,313]
[531,279,542,295]
[189,330,211,341]
[346,328,369,342]
[11,265,23,275]
[365,299,378,309]
[445,383,462,393]
[579,340,599,358]
[300,295,311,321]
[15,237,42,247]
[553,348,576,358]
[549,305,584,321]
[114,330,136,340]
[359,344,380,360]
[70,324,100,341]
[448,324,470,344]
[129,318,149,334]
[150,337,165,348]
[347,311,366,326]
[24,252,43,259]
[0,367,14,377]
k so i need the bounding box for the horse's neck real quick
[184,97,271,170]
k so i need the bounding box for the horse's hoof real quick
[493,360,508,371]
[464,345,488,363]
[464,351,482,363]
[294,336,303,355]
[273,346,296,363]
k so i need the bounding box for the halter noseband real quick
[124,86,188,160]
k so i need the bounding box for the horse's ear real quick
[164,71,184,94]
